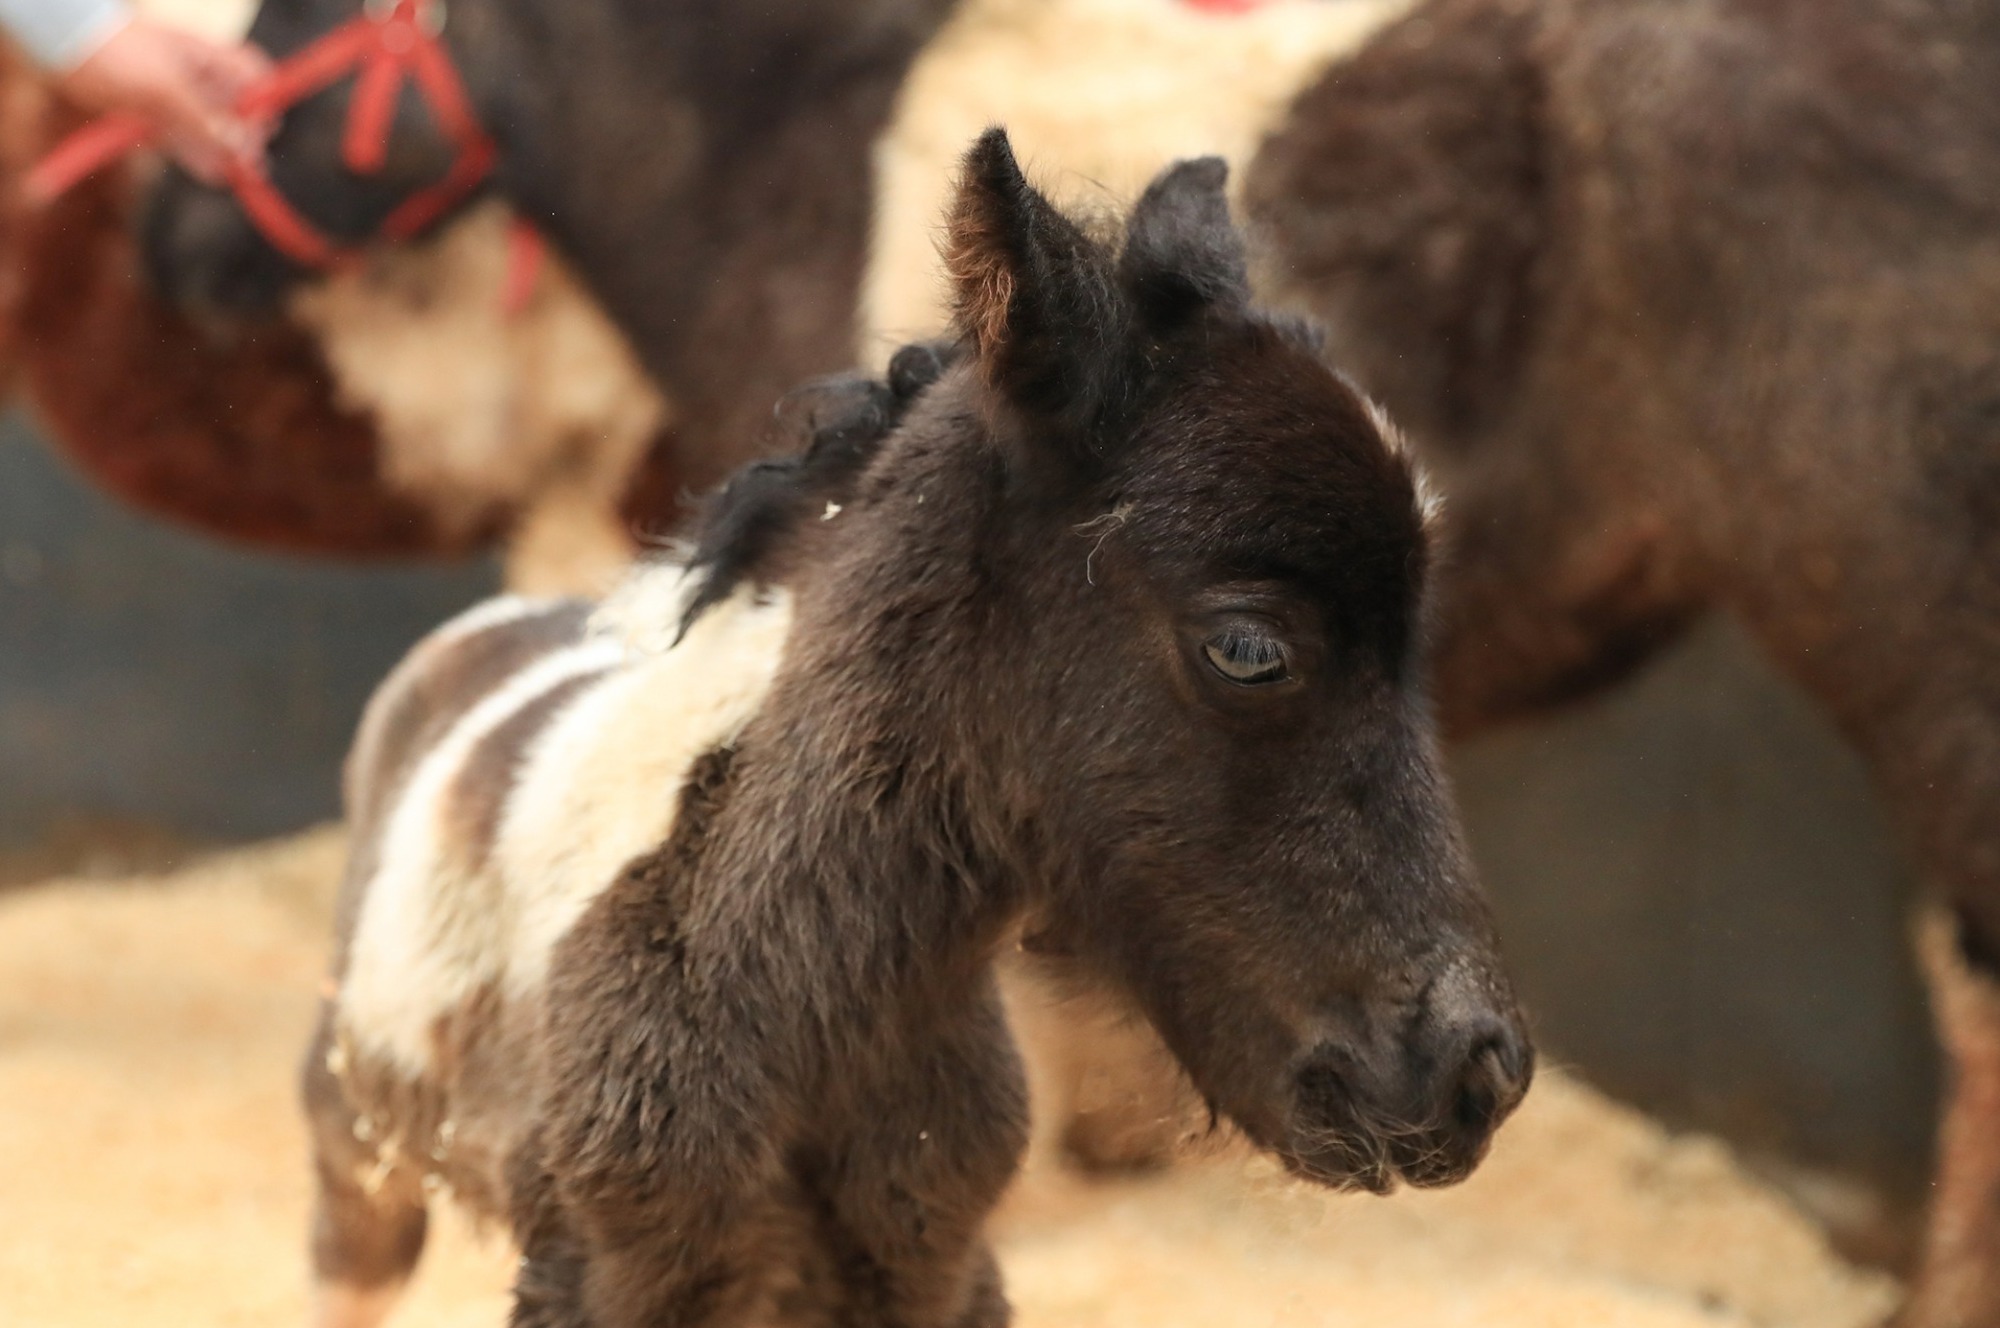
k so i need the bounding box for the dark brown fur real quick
[312,135,1532,1328]
[1248,1,2000,1319]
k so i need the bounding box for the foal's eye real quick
[1202,630,1289,685]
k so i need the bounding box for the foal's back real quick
[306,568,790,1292]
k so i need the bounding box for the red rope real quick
[25,0,527,295]
[501,215,546,316]
[22,111,152,202]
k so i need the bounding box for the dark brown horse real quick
[141,0,960,510]
[1248,0,2000,1321]
[309,134,1530,1328]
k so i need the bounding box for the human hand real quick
[59,17,272,183]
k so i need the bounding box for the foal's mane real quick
[672,340,964,642]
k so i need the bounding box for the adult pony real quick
[141,0,959,503]
[1248,0,2000,1321]
[309,134,1531,1328]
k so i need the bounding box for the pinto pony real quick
[309,133,1531,1328]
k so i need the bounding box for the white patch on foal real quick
[338,563,793,1077]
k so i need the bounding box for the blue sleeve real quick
[0,0,130,69]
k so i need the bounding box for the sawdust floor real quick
[0,831,1900,1328]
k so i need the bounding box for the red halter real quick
[27,0,541,300]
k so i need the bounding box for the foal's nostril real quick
[1452,1025,1533,1135]
[1496,1023,1534,1091]
[1293,1058,1350,1126]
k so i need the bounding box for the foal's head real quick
[695,130,1532,1191]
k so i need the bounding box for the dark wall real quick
[1455,617,1938,1202]
[0,411,497,844]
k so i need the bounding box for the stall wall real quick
[1456,619,1938,1201]
[0,412,497,843]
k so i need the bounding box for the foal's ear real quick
[945,128,1129,447]
[1120,156,1249,327]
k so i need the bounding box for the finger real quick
[230,114,271,164]
[228,42,276,83]
[203,115,265,167]
[148,82,252,177]
[164,128,230,185]
[183,38,275,103]
[172,68,274,159]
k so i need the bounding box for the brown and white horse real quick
[305,134,1530,1328]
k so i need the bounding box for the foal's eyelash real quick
[1203,629,1289,684]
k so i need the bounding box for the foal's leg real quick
[507,1126,806,1328]
[514,1169,796,1328]
[1895,848,2000,1328]
[523,986,1028,1328]
[504,1131,591,1328]
[805,982,1031,1328]
[301,1008,428,1328]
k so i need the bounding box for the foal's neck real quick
[684,642,1022,1098]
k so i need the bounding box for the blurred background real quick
[0,411,494,865]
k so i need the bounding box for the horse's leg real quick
[505,1129,789,1328]
[522,909,801,1326]
[1732,697,2000,1327]
[512,1179,791,1328]
[1754,682,2000,1327]
[1903,905,2000,1326]
[523,993,1022,1328]
[301,1008,429,1328]
[805,979,1029,1328]
[1729,514,2000,1326]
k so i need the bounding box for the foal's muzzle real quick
[1282,1002,1533,1193]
